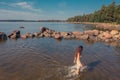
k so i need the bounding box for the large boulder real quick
[8,30,20,39]
[72,31,83,36]
[92,30,100,36]
[21,34,28,39]
[25,33,34,38]
[40,27,48,33]
[54,33,62,39]
[61,32,69,36]
[81,34,89,40]
[84,30,99,36]
[110,30,119,35]
[84,30,94,35]
[0,32,7,40]
[103,32,112,39]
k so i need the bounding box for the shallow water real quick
[0,22,120,80]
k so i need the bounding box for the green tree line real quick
[67,2,120,24]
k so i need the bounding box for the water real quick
[0,22,120,80]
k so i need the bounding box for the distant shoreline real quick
[0,20,66,22]
[68,22,120,31]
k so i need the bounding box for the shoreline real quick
[68,22,120,31]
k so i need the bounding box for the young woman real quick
[73,45,83,74]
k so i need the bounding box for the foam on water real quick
[65,65,88,80]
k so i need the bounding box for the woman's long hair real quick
[75,45,83,57]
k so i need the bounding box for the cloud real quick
[0,9,67,20]
[0,9,44,20]
[11,2,42,13]
[0,2,68,20]
[0,2,42,13]
[11,2,33,10]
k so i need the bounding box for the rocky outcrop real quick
[0,32,7,40]
[1,27,120,47]
[38,27,120,45]
[8,30,20,39]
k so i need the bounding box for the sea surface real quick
[0,22,120,80]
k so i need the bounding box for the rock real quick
[89,35,97,41]
[60,32,73,39]
[54,33,62,39]
[84,30,94,35]
[39,33,44,37]
[21,34,28,39]
[33,32,39,37]
[81,34,89,40]
[61,32,69,36]
[10,34,17,39]
[84,30,99,36]
[20,26,24,28]
[40,27,47,33]
[0,32,7,40]
[103,32,112,39]
[25,33,34,38]
[92,30,100,36]
[8,30,20,39]
[72,31,83,36]
[113,35,120,39]
[110,30,119,35]
[98,34,103,39]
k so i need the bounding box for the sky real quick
[0,0,120,20]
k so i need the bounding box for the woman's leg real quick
[76,59,83,74]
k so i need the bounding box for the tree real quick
[67,2,120,24]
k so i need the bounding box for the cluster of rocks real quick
[39,27,120,42]
[0,27,120,46]
[21,32,39,39]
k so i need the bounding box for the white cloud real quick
[0,2,42,13]
[12,2,32,9]
[0,9,44,20]
[0,9,67,20]
[0,2,68,20]
[11,2,42,13]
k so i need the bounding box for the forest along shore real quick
[68,22,120,31]
[0,27,120,47]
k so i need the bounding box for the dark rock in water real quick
[0,32,7,40]
[40,27,47,33]
[8,30,20,39]
[20,26,24,28]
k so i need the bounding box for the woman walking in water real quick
[73,45,83,75]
